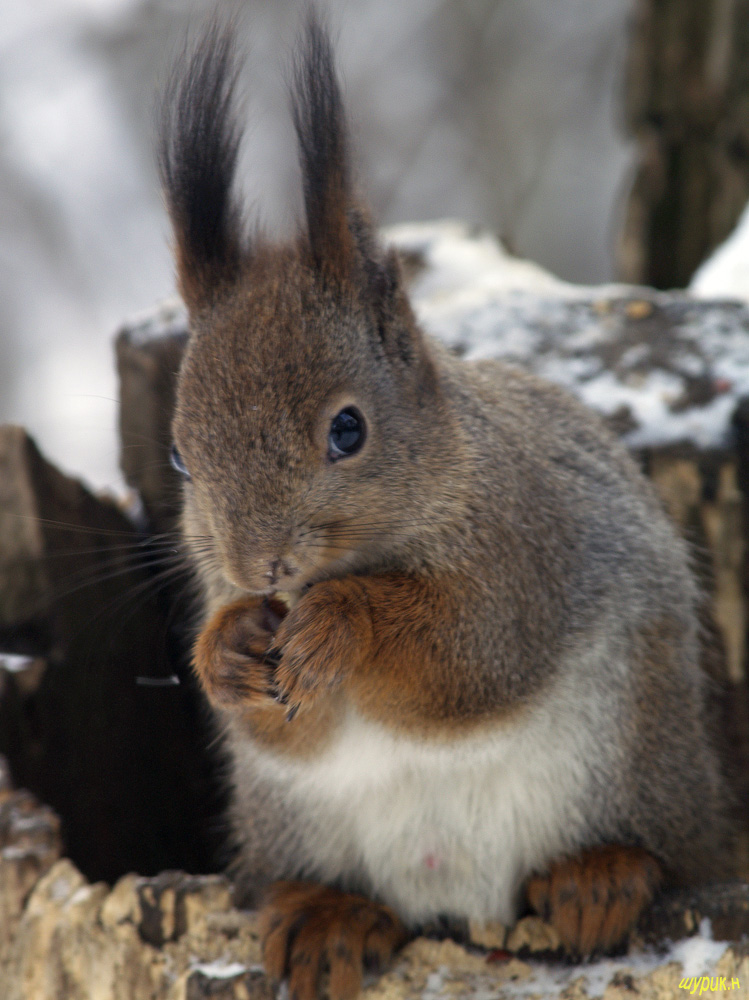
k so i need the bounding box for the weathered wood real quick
[0,755,61,968]
[640,881,749,945]
[4,847,749,1000]
[116,299,189,536]
[0,427,52,627]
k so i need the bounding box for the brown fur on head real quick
[160,15,466,600]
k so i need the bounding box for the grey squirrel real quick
[159,13,730,1000]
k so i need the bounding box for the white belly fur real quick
[238,650,619,925]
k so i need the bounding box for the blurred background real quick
[2,0,747,490]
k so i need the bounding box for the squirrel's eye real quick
[328,407,366,460]
[170,444,191,480]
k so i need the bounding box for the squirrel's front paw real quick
[270,579,373,716]
[193,597,288,711]
[526,845,662,956]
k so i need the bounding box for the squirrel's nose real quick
[264,557,298,585]
[265,558,281,585]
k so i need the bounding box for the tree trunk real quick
[619,0,749,288]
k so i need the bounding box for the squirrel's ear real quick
[292,14,358,283]
[159,21,246,313]
[291,15,410,323]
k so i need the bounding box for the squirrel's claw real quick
[285,703,299,723]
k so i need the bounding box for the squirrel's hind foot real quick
[259,880,407,1000]
[526,845,662,957]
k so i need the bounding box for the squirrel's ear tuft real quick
[159,20,245,313]
[291,15,410,332]
[291,13,357,282]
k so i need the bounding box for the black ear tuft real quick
[159,20,245,311]
[291,12,355,280]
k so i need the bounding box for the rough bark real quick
[3,845,749,999]
[0,756,61,968]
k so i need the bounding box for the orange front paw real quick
[526,845,662,956]
[270,579,373,716]
[260,881,406,1000]
[193,596,288,711]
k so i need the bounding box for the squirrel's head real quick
[160,16,460,597]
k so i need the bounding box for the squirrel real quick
[158,13,731,1000]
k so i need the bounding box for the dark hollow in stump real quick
[0,426,227,884]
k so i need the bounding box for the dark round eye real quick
[328,407,366,459]
[170,444,191,480]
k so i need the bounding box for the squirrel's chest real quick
[249,695,604,924]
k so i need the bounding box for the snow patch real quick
[691,200,749,302]
[385,223,749,452]
[670,919,730,980]
[189,961,248,980]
